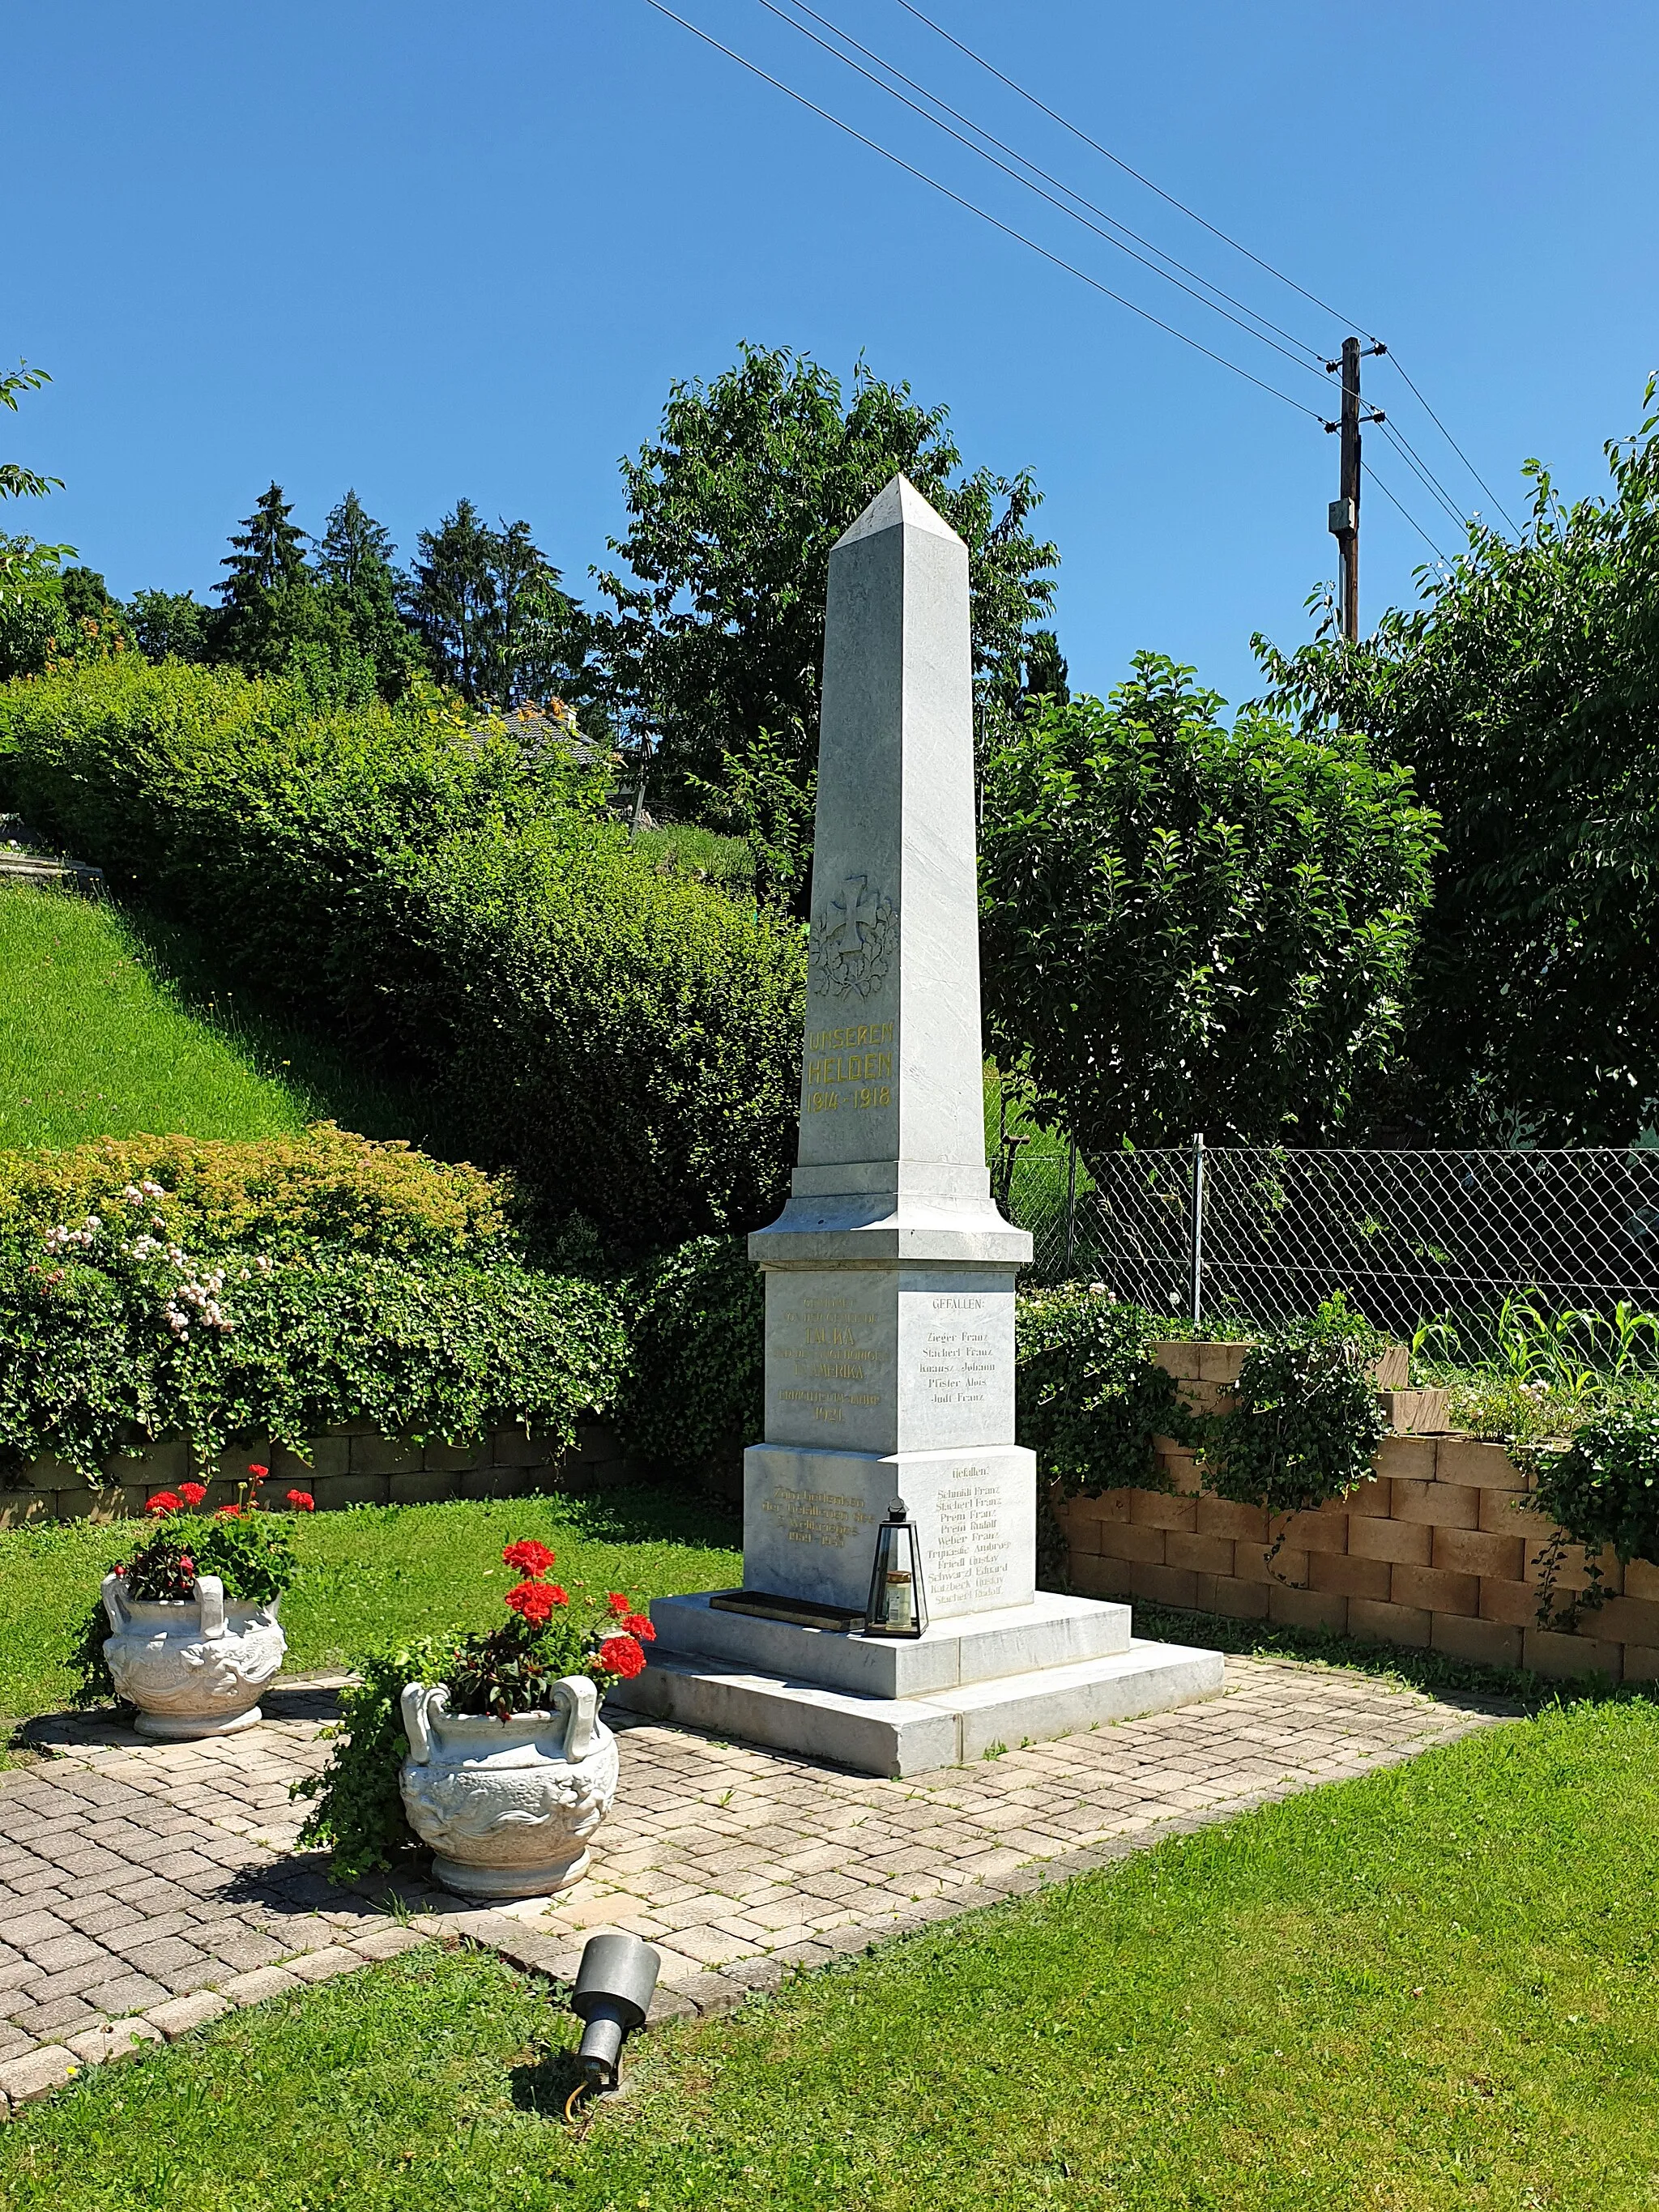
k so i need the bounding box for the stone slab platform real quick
[621,1635,1223,1775]
[0,1658,1512,2117]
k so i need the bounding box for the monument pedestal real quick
[616,1592,1222,1778]
[632,473,1218,1778]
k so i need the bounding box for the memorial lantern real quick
[864,1500,928,1638]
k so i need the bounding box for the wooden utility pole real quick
[1325,338,1386,641]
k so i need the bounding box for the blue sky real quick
[6,0,1655,707]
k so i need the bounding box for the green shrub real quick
[1529,1398,1659,1627]
[0,1200,625,1481]
[1201,1294,1388,1521]
[616,1235,765,1476]
[1014,1288,1197,1497]
[0,1125,514,1262]
[0,659,804,1244]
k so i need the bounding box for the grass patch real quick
[0,884,429,1149]
[0,1488,740,1732]
[5,1698,1659,2206]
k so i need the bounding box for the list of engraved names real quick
[928,1462,1015,1610]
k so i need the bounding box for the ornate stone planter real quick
[398,1676,619,1899]
[100,1572,286,1739]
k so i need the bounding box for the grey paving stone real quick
[143,1990,230,2041]
[65,2018,164,2067]
[0,2043,78,2104]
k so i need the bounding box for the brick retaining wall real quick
[1054,1341,1657,1684]
[0,1419,640,1528]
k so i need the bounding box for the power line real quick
[887,0,1520,539]
[1375,418,1469,534]
[1366,462,1452,564]
[1382,353,1523,534]
[763,0,1329,374]
[887,0,1381,342]
[637,0,1331,424]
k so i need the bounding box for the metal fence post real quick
[1188,1132,1206,1327]
[1064,1139,1078,1278]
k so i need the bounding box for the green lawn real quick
[2,1697,1655,2208]
[0,883,429,1149]
[0,1490,741,1730]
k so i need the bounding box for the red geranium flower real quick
[548,1585,569,1605]
[504,1579,560,1626]
[215,1504,243,1519]
[501,1539,556,1579]
[177,1555,195,1577]
[286,1490,316,1512]
[607,1592,629,1617]
[621,1613,656,1643]
[179,1481,207,1507]
[599,1634,646,1681]
[146,1491,183,1516]
[247,1464,269,1483]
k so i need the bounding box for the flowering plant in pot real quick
[294,1541,654,1895]
[74,1466,314,1738]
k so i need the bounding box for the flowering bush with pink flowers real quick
[292,1539,654,1876]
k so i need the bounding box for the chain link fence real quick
[1000,1141,1659,1354]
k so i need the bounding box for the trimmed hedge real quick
[0,660,804,1245]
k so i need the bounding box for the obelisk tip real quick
[832,472,966,553]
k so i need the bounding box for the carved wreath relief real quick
[809,874,897,999]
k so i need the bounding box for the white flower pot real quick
[399,1675,619,1899]
[100,1573,286,1740]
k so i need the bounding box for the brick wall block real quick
[462,1465,542,1500]
[1478,1485,1533,1534]
[1125,1561,1200,1609]
[1269,1583,1349,1634]
[575,1422,618,1464]
[1619,1643,1659,1682]
[1069,1553,1132,1600]
[1390,1478,1479,1528]
[309,1473,392,1511]
[1094,1522,1168,1566]
[278,1434,352,1481]
[1152,1447,1205,1494]
[1373,1344,1410,1390]
[0,1489,53,1528]
[1522,1626,1622,1681]
[1431,1614,1523,1669]
[1431,1527,1525,1580]
[112,1436,190,1486]
[1524,1541,1622,1596]
[350,1434,424,1478]
[1056,1509,1102,1558]
[1236,1545,1311,1587]
[1435,1437,1521,1485]
[1165,1530,1236,1576]
[1585,1595,1659,1647]
[1196,1343,1252,1383]
[1176,1379,1230,1416]
[1128,1489,1198,1532]
[1194,1497,1268,1543]
[1193,1571,1271,1620]
[1623,1559,1659,1603]
[387,1471,463,1507]
[492,1427,557,1468]
[1149,1340,1201,1379]
[1348,1596,1432,1649]
[1391,1562,1480,1617]
[420,1441,486,1474]
[1348,1515,1432,1566]
[1307,1552,1393,1601]
[1280,1507,1349,1556]
[1479,1575,1542,1628]
[1375,1438,1436,1482]
[1345,1474,1392,1517]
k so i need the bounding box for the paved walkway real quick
[0,1658,1511,2114]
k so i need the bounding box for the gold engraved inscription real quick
[772,1291,889,1426]
[761,1488,878,1549]
[802,1021,893,1115]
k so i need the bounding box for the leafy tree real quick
[406,500,586,709]
[212,482,314,672]
[1256,385,1659,1143]
[313,489,424,698]
[595,343,1059,824]
[126,588,211,663]
[979,653,1437,1153]
[0,359,74,624]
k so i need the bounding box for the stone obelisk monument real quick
[628,477,1219,1775]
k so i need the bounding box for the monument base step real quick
[648,1589,1132,1699]
[612,1637,1225,1779]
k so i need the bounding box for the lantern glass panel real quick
[864,1501,928,1638]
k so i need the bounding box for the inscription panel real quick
[927,1460,1020,1614]
[893,1277,1014,1451]
[765,1271,898,1452]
